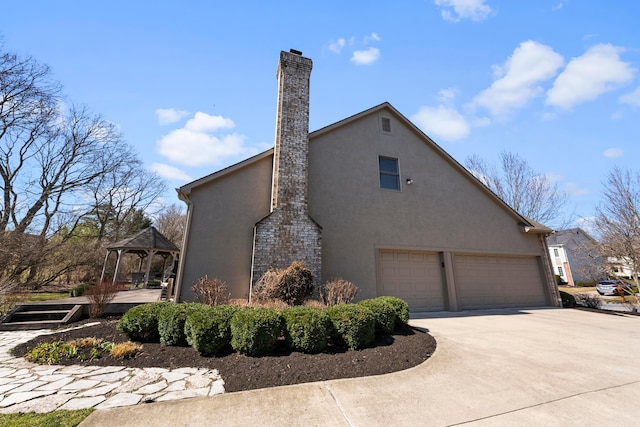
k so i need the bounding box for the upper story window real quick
[553,248,559,257]
[381,117,391,133]
[379,156,400,191]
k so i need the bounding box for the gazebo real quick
[99,227,180,287]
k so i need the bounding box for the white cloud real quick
[159,130,248,166]
[564,182,590,196]
[575,216,598,236]
[157,112,249,166]
[546,44,635,110]
[351,47,380,65]
[438,87,458,103]
[411,105,470,141]
[328,38,346,54]
[435,0,492,22]
[156,108,189,125]
[620,86,640,106]
[150,163,192,181]
[603,148,624,158]
[472,41,564,117]
[552,2,564,11]
[364,33,381,44]
[184,112,235,132]
[330,34,382,64]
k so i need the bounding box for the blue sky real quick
[1,0,639,229]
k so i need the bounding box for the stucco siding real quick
[308,108,545,299]
[178,155,272,301]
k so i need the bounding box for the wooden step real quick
[0,304,83,331]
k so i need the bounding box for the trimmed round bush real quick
[158,303,204,346]
[326,304,375,350]
[282,306,331,354]
[559,290,576,308]
[185,305,240,355]
[117,302,172,342]
[375,296,410,328]
[230,307,284,356]
[358,298,396,334]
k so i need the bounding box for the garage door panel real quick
[455,254,546,310]
[380,250,444,311]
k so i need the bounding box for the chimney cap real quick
[289,49,303,55]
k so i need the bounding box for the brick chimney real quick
[251,50,322,289]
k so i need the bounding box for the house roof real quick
[176,102,550,233]
[547,228,598,245]
[107,226,180,253]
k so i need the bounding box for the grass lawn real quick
[25,292,70,302]
[0,409,93,427]
[558,286,596,295]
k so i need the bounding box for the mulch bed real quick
[11,318,436,393]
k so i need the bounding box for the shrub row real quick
[117,296,410,356]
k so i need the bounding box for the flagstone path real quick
[0,325,224,414]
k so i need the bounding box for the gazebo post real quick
[99,250,111,284]
[112,249,124,286]
[143,249,155,286]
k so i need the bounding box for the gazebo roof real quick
[107,226,179,253]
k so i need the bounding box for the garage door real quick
[379,250,445,311]
[454,254,547,310]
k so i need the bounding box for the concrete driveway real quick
[81,308,640,426]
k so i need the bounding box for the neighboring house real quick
[547,244,574,286]
[608,257,638,280]
[174,50,560,311]
[546,228,604,284]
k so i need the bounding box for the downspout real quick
[173,189,194,303]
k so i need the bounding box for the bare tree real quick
[596,166,640,286]
[465,151,568,227]
[155,204,186,248]
[0,45,167,289]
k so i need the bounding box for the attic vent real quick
[381,117,391,133]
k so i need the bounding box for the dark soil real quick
[11,318,436,393]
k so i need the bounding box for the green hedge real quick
[358,298,396,334]
[327,304,375,350]
[559,291,576,308]
[575,280,597,287]
[230,307,284,356]
[158,303,204,346]
[282,306,331,354]
[374,296,409,327]
[117,302,171,342]
[185,305,240,355]
[70,283,90,297]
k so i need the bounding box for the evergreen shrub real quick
[559,290,576,308]
[374,296,410,328]
[158,303,204,346]
[282,306,331,353]
[327,304,375,350]
[185,305,240,355]
[230,307,283,356]
[117,302,171,342]
[358,298,396,334]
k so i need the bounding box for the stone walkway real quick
[0,324,225,414]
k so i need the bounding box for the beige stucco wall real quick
[308,108,545,300]
[177,155,272,301]
[177,106,550,304]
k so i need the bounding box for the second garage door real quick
[379,250,445,311]
[454,254,547,310]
